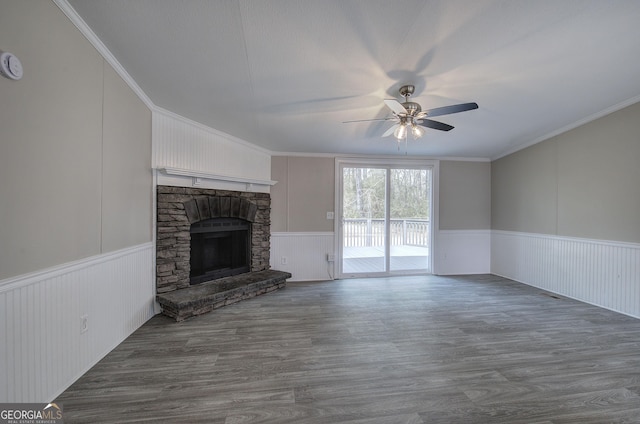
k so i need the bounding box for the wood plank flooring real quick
[55,274,640,423]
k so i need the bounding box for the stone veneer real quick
[156,186,271,294]
[156,269,290,321]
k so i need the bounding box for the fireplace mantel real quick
[158,167,277,191]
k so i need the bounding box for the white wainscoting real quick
[153,108,272,193]
[271,231,493,280]
[270,233,336,281]
[434,230,492,275]
[0,243,156,402]
[492,231,640,319]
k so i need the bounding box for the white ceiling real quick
[66,0,640,159]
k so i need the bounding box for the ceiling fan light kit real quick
[394,119,408,140]
[344,84,478,145]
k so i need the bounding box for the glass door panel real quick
[341,167,387,274]
[389,169,431,272]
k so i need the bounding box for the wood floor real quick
[55,274,640,423]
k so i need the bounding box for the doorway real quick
[336,159,437,277]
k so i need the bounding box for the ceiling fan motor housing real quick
[402,101,421,116]
[398,85,421,117]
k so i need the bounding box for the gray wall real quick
[492,141,558,234]
[492,101,640,243]
[271,157,491,232]
[271,156,335,232]
[0,0,152,280]
[439,161,491,230]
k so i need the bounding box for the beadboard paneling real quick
[270,233,335,281]
[435,230,491,275]
[0,243,156,402]
[153,109,271,190]
[492,231,640,318]
[272,231,492,280]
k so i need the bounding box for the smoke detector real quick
[0,51,23,80]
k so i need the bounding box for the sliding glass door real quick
[337,160,434,277]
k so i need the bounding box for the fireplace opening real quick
[190,217,251,285]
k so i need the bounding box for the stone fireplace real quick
[156,186,271,294]
[156,185,290,321]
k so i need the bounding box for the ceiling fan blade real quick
[384,99,408,115]
[342,117,396,123]
[424,102,478,117]
[382,124,399,137]
[418,119,454,131]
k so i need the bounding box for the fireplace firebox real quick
[190,217,250,284]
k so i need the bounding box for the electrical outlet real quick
[80,314,88,334]
[281,256,288,265]
[327,254,335,262]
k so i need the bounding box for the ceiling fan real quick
[344,85,478,141]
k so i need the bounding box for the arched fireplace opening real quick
[190,217,250,284]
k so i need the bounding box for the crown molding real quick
[54,1,277,159]
[272,151,490,162]
[53,0,154,110]
[492,93,640,161]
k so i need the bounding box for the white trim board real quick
[0,243,153,293]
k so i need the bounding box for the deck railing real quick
[343,219,430,247]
